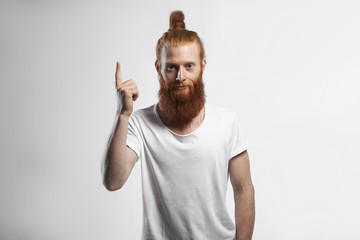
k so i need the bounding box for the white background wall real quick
[1,0,359,239]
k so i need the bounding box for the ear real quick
[201,58,207,72]
[155,60,160,73]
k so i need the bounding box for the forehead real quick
[161,42,201,63]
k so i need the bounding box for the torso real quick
[126,103,249,239]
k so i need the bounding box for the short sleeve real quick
[228,113,250,160]
[126,114,142,161]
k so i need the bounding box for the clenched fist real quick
[115,62,139,116]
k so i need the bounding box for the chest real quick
[141,123,231,178]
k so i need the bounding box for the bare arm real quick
[229,150,255,240]
[102,62,139,191]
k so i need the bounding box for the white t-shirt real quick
[126,103,249,240]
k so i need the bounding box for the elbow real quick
[102,166,127,191]
[234,183,255,197]
[246,183,255,196]
[104,184,121,192]
[103,179,124,192]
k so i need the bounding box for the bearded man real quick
[103,11,255,240]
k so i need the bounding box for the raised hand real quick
[115,62,139,116]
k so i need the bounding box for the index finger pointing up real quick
[115,61,122,89]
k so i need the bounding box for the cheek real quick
[161,70,176,81]
[165,72,176,81]
[189,67,202,78]
[189,71,201,82]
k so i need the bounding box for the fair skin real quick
[155,42,206,134]
[102,62,138,191]
[103,41,255,240]
[230,150,255,240]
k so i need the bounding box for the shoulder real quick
[129,104,159,127]
[131,104,155,119]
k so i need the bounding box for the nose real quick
[176,68,185,82]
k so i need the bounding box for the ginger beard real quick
[158,71,205,125]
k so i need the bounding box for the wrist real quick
[119,112,131,120]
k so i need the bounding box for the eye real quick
[166,65,176,71]
[185,64,193,69]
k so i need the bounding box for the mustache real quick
[160,76,195,89]
[170,82,192,89]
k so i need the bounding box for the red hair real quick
[156,11,205,60]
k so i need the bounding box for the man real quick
[103,11,255,240]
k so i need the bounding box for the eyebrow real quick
[165,61,197,65]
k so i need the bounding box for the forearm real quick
[103,113,131,191]
[234,185,255,240]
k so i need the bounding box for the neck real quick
[157,104,205,135]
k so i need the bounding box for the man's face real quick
[157,41,206,100]
[156,41,206,124]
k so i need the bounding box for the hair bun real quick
[169,10,185,30]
